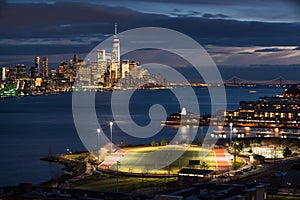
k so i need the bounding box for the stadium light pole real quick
[229,122,233,146]
[96,128,101,148]
[233,128,237,171]
[116,161,120,192]
[109,121,113,153]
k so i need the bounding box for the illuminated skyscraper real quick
[42,57,49,78]
[121,60,129,78]
[14,64,27,79]
[110,23,121,82]
[34,56,40,76]
[97,49,107,82]
[1,67,10,81]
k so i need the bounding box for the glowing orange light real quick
[245,127,251,136]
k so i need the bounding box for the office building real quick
[110,23,121,82]
[42,57,48,78]
[34,56,40,76]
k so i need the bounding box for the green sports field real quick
[104,145,218,175]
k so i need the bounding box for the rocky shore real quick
[39,152,92,187]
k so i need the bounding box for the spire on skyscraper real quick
[114,23,117,35]
[111,23,121,81]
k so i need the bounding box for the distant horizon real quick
[1,1,300,73]
[3,54,300,82]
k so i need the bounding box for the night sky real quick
[1,0,300,80]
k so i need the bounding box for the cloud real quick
[1,1,300,68]
[170,9,201,17]
[1,2,300,47]
[202,13,230,19]
[237,52,254,55]
[205,45,300,66]
[0,2,169,37]
[254,48,287,53]
[293,46,300,50]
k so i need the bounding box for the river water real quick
[0,86,284,186]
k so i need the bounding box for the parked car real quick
[235,171,244,175]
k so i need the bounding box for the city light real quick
[110,121,113,153]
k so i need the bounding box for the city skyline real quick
[0,0,300,79]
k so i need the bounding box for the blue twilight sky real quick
[1,0,300,80]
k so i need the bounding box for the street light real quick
[109,121,113,153]
[96,128,101,149]
[116,161,120,192]
[229,122,233,146]
[233,128,237,171]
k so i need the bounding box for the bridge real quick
[224,76,300,86]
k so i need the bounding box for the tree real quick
[151,140,157,147]
[233,141,243,152]
[248,148,253,154]
[160,138,167,146]
[200,161,209,170]
[283,147,292,158]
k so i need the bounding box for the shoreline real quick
[39,151,90,187]
[37,146,300,195]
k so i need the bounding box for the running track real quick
[98,147,229,172]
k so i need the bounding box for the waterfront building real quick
[14,64,27,79]
[97,49,107,82]
[1,67,10,81]
[42,57,48,78]
[121,60,129,78]
[224,86,300,128]
[77,64,91,87]
[0,182,268,200]
[129,61,138,71]
[157,182,268,200]
[0,23,168,95]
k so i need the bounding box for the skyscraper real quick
[29,66,38,78]
[73,54,79,63]
[42,57,49,78]
[97,49,107,82]
[121,60,129,78]
[110,23,121,82]
[1,67,10,81]
[14,64,27,79]
[34,56,40,76]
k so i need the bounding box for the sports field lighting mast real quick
[96,128,101,149]
[110,121,113,153]
[229,122,233,146]
[233,127,237,170]
[116,161,120,192]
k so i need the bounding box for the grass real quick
[72,173,177,193]
[72,146,223,193]
[231,157,245,170]
[108,146,217,174]
[64,152,90,161]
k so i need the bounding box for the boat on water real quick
[211,130,227,139]
[161,107,209,126]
